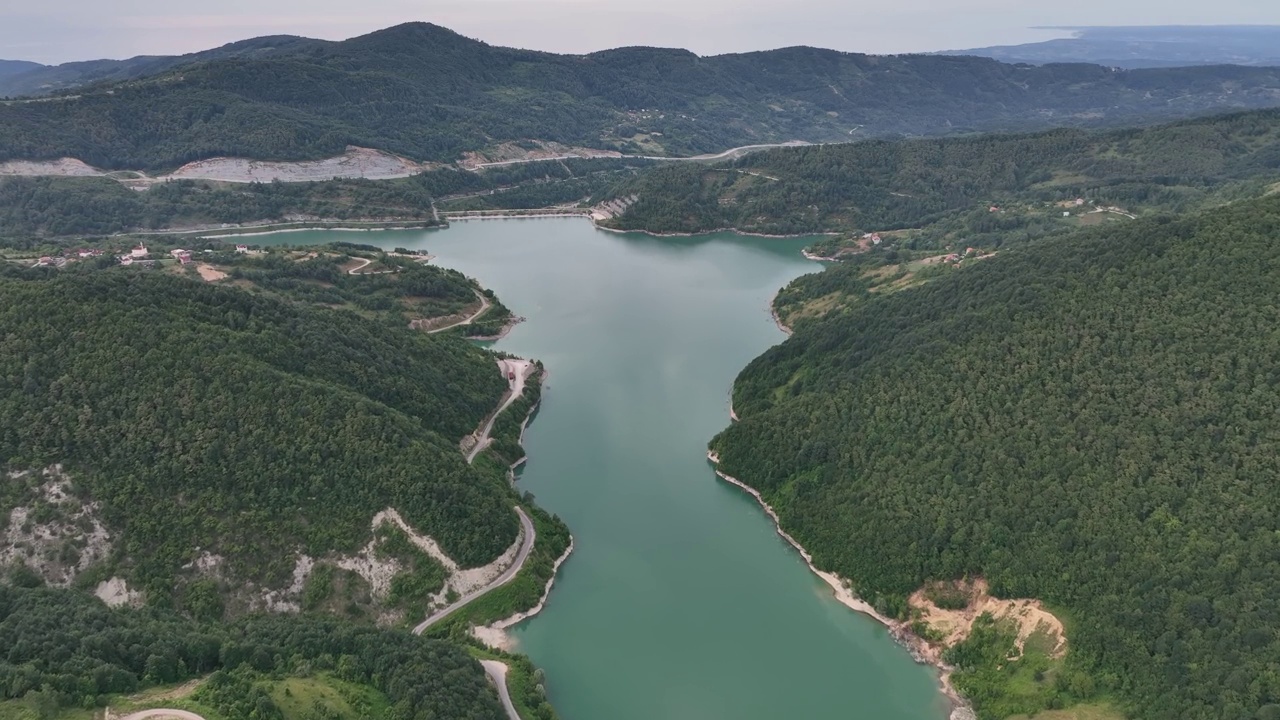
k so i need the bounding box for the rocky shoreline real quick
[705,449,975,720]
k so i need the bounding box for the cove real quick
[256,219,945,720]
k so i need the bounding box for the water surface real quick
[258,219,944,720]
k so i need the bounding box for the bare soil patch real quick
[195,264,227,282]
[911,578,1067,660]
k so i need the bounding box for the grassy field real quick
[267,674,392,720]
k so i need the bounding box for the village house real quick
[130,244,148,259]
[236,244,250,253]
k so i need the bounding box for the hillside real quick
[607,108,1280,237]
[711,193,1280,720]
[3,23,1280,170]
[0,266,519,606]
[0,36,312,98]
[0,61,43,80]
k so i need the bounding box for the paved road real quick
[481,660,521,720]
[116,710,206,720]
[465,359,532,462]
[412,506,536,634]
[467,141,812,170]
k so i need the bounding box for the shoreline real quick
[202,226,434,239]
[473,536,576,651]
[595,223,831,240]
[469,315,527,343]
[768,289,794,336]
[705,450,973,720]
[445,212,591,221]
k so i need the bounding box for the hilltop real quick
[3,22,1280,170]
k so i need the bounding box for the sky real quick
[2,0,1280,65]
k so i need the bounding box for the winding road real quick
[428,291,492,334]
[467,141,812,170]
[412,506,537,634]
[481,661,521,720]
[465,359,533,462]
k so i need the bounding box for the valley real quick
[3,17,1280,720]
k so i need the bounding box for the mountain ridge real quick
[3,21,1280,171]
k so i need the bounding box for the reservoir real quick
[259,219,944,720]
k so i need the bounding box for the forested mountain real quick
[943,25,1280,69]
[4,22,1280,170]
[712,193,1280,720]
[0,60,43,80]
[609,108,1280,237]
[0,35,312,98]
[0,267,516,601]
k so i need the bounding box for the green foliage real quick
[0,585,506,720]
[0,175,446,237]
[216,248,479,324]
[611,109,1280,238]
[712,194,1280,719]
[0,268,515,597]
[5,23,1280,170]
[376,524,450,619]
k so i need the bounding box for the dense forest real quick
[609,109,1280,238]
[0,266,518,600]
[0,584,506,719]
[3,23,1280,169]
[711,194,1280,719]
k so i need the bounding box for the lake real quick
[256,218,945,720]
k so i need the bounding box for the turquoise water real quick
[256,219,945,720]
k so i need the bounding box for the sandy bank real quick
[472,536,575,651]
[706,450,974,720]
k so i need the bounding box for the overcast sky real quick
[3,0,1280,65]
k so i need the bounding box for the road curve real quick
[412,506,536,635]
[481,660,521,720]
[347,257,374,274]
[428,291,492,334]
[116,710,206,720]
[465,359,532,462]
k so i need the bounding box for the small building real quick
[35,256,53,267]
[1075,198,1085,206]
[130,244,148,259]
[989,206,1000,213]
[235,244,250,254]
[120,256,134,266]
[76,248,103,258]
[965,247,975,255]
[871,233,883,245]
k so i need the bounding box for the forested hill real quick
[712,193,1280,719]
[4,23,1280,170]
[0,267,515,601]
[608,108,1280,236]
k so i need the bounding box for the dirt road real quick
[465,359,533,463]
[116,710,206,720]
[481,660,521,720]
[428,291,491,334]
